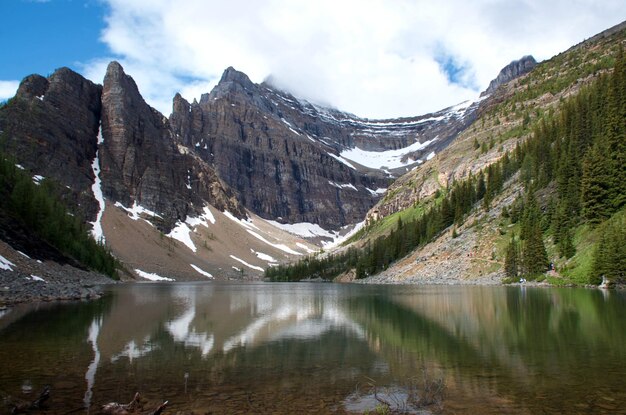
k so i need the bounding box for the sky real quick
[1,1,625,119]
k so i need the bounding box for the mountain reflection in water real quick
[0,283,624,414]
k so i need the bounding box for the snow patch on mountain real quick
[328,153,356,169]
[223,211,259,230]
[340,138,437,170]
[230,255,264,272]
[135,269,175,281]
[186,206,216,228]
[366,187,387,196]
[0,254,15,271]
[265,220,335,239]
[328,181,358,191]
[29,275,46,283]
[246,230,302,255]
[190,264,213,279]
[296,243,317,254]
[115,202,163,223]
[322,221,366,249]
[168,222,196,252]
[90,125,106,242]
[252,249,278,263]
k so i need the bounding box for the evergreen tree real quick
[558,226,576,259]
[592,214,626,285]
[521,193,549,276]
[580,141,611,223]
[476,173,486,201]
[0,152,118,278]
[504,235,520,278]
[523,225,549,276]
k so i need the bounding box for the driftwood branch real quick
[149,401,168,415]
[101,393,167,415]
[8,386,50,414]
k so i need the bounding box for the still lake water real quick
[0,283,625,414]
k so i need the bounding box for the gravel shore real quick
[0,240,116,305]
[0,268,114,305]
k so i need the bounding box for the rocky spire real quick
[99,61,244,229]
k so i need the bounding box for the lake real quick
[0,283,624,414]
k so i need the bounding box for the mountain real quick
[0,68,102,221]
[99,61,244,229]
[0,47,508,280]
[267,20,626,287]
[168,66,482,229]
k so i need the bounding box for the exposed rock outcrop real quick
[0,68,102,220]
[100,61,243,229]
[482,55,537,97]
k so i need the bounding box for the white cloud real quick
[84,0,626,118]
[0,81,19,101]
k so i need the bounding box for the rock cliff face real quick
[99,62,243,228]
[0,68,102,220]
[170,67,480,228]
[170,69,387,228]
[0,63,243,231]
[482,55,537,97]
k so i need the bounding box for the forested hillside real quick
[266,45,626,285]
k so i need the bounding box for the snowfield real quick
[265,220,336,239]
[339,138,437,170]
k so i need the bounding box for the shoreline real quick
[2,269,619,308]
[0,267,116,306]
[0,239,117,307]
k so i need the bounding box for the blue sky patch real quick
[434,48,478,90]
[0,0,109,80]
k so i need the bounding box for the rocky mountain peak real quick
[220,66,253,85]
[16,74,49,99]
[99,60,245,229]
[104,61,143,98]
[208,66,256,101]
[1,67,103,223]
[105,60,124,79]
[482,55,537,96]
[172,92,191,114]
